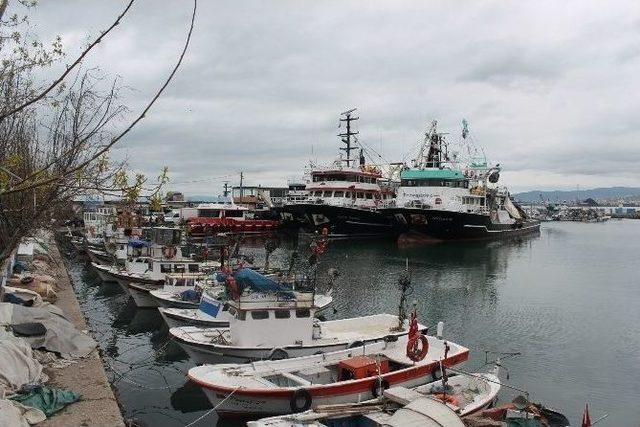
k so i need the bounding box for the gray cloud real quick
[17,0,640,194]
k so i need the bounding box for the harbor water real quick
[63,220,640,427]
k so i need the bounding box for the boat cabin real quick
[196,201,249,220]
[228,297,317,347]
[305,166,392,209]
[397,169,490,213]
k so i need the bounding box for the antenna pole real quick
[338,108,359,166]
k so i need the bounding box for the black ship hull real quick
[383,208,540,241]
[277,204,397,238]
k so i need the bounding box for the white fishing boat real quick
[187,316,469,416]
[171,270,409,363]
[126,281,163,308]
[92,255,219,289]
[158,289,334,329]
[158,289,231,329]
[149,273,217,309]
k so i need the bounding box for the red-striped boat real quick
[188,319,469,417]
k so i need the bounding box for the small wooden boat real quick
[86,247,114,266]
[149,273,217,309]
[247,363,500,426]
[248,394,467,426]
[188,321,469,416]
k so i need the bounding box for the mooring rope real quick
[183,385,242,427]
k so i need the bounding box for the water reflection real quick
[63,223,640,426]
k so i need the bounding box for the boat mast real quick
[338,108,359,166]
[414,120,446,169]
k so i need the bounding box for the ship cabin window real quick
[188,264,200,273]
[314,191,322,197]
[357,192,364,199]
[374,193,381,200]
[199,209,221,218]
[323,191,332,197]
[251,310,269,320]
[160,264,172,273]
[275,310,291,319]
[225,210,244,218]
[236,310,246,321]
[228,306,237,317]
[365,193,373,199]
[296,309,311,318]
[401,178,469,188]
[334,191,344,198]
[174,264,186,273]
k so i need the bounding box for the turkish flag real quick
[581,403,591,427]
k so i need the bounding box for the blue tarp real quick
[128,239,150,248]
[233,268,294,298]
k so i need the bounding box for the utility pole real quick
[239,172,244,201]
[223,181,229,197]
[338,108,359,166]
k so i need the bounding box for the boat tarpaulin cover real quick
[10,385,81,416]
[128,239,150,248]
[233,268,294,298]
[0,329,45,396]
[0,399,46,427]
[0,303,97,359]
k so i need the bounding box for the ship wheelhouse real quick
[305,167,393,209]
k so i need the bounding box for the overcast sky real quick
[23,0,640,195]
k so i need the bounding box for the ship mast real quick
[414,120,447,169]
[338,108,359,166]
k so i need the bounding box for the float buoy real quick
[406,334,429,362]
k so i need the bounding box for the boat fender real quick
[348,340,364,349]
[383,334,398,343]
[406,334,429,362]
[371,378,390,398]
[290,388,312,413]
[269,348,289,360]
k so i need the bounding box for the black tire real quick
[348,340,364,349]
[290,388,312,413]
[371,377,390,398]
[269,348,289,360]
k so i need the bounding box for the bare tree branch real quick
[1,0,197,196]
[0,0,135,121]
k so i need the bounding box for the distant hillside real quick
[514,187,640,203]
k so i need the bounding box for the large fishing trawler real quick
[278,109,397,238]
[383,120,539,241]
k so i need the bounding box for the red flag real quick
[581,403,591,427]
[408,311,418,338]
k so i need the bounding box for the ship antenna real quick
[338,108,359,166]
